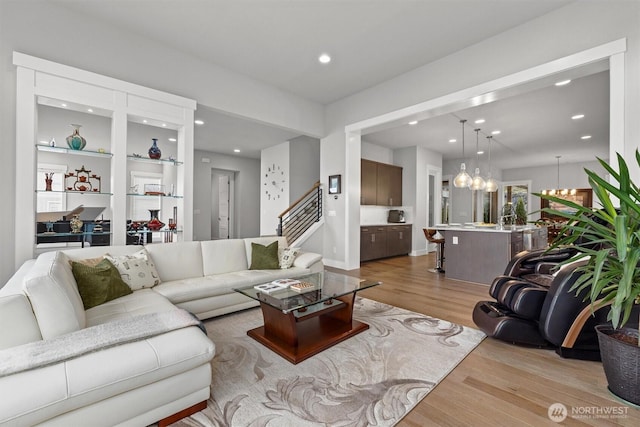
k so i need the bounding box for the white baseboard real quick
[322,258,350,270]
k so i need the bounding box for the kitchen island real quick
[435,225,547,285]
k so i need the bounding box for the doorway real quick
[426,166,442,253]
[502,180,532,224]
[211,169,236,240]
[343,39,625,271]
[426,166,442,227]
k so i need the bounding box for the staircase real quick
[277,181,323,245]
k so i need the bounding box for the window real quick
[502,180,531,223]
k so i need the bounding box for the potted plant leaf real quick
[538,151,640,406]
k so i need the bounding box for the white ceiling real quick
[53,0,610,167]
[193,106,301,158]
[55,0,572,105]
[364,69,610,170]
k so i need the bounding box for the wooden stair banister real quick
[278,181,321,219]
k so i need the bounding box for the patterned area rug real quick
[171,298,485,427]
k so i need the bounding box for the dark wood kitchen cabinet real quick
[361,159,378,205]
[386,225,412,257]
[360,226,388,262]
[361,159,402,206]
[360,225,412,261]
[376,163,402,206]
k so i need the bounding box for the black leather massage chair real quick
[472,247,612,360]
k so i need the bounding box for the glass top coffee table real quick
[234,270,381,364]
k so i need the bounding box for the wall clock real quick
[264,163,285,200]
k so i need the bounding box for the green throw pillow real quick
[249,241,280,270]
[71,258,133,310]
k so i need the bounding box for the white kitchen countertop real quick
[435,224,540,233]
[360,223,413,227]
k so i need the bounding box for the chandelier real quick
[453,119,472,188]
[470,128,486,190]
[541,155,576,196]
[484,135,498,192]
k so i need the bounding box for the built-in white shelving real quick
[14,51,196,266]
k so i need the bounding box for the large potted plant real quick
[538,151,640,406]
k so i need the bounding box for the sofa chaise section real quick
[0,250,214,426]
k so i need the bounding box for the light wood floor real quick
[330,254,639,426]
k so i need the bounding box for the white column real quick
[14,67,37,268]
[110,92,127,246]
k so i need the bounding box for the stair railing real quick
[277,181,322,244]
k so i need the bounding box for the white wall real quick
[321,132,351,269]
[361,140,394,164]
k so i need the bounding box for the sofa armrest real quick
[293,252,323,269]
[0,327,214,426]
[0,295,42,350]
[0,309,202,377]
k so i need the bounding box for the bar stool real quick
[423,228,445,273]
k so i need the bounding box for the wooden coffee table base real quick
[247,293,369,364]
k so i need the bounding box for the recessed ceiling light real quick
[491,130,501,135]
[161,123,167,127]
[572,114,585,120]
[61,103,67,107]
[477,151,484,155]
[555,79,571,86]
[581,135,592,140]
[87,108,93,113]
[475,119,485,124]
[318,53,331,64]
[194,119,204,125]
[448,139,457,143]
[143,120,148,123]
[408,120,418,125]
[234,149,241,153]
[168,138,177,142]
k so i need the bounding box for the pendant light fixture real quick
[453,119,472,188]
[541,156,576,196]
[484,135,498,192]
[470,128,486,190]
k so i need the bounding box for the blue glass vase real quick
[66,124,86,150]
[148,138,162,159]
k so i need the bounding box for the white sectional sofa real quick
[0,236,323,426]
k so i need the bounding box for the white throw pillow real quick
[279,247,300,269]
[104,249,161,290]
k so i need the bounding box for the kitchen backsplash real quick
[360,205,413,225]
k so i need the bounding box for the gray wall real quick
[502,160,605,192]
[193,150,261,241]
[289,135,320,199]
